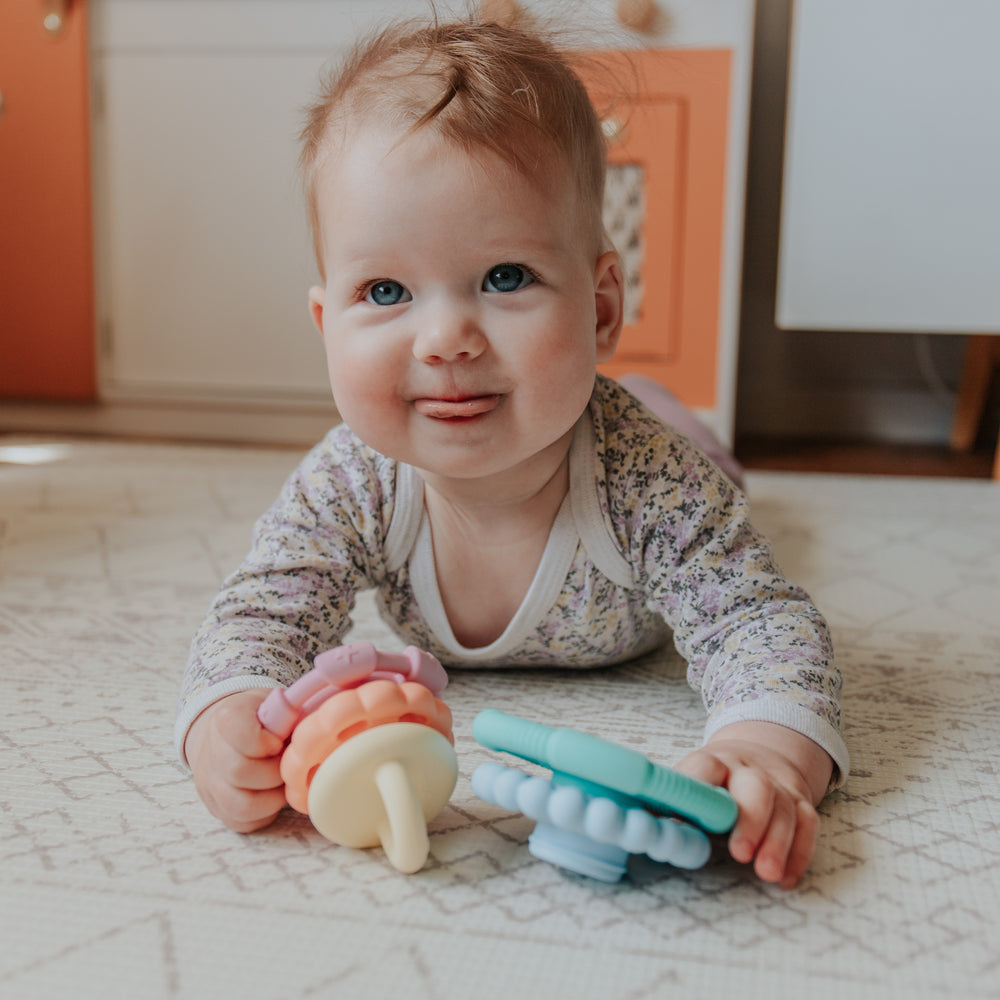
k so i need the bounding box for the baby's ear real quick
[594,251,624,363]
[308,286,326,336]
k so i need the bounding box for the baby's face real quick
[308,121,622,496]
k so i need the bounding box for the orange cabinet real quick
[583,49,731,411]
[0,0,95,400]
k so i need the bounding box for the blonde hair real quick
[300,16,609,269]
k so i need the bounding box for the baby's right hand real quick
[184,689,287,833]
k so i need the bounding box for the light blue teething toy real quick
[471,709,738,882]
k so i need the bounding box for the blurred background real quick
[2,0,998,476]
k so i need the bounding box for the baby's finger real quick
[779,799,820,889]
[674,748,731,789]
[230,753,285,792]
[216,690,285,758]
[751,793,797,884]
[725,766,774,864]
[213,784,287,834]
[246,724,285,760]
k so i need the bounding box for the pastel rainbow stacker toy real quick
[257,642,457,874]
[472,709,738,882]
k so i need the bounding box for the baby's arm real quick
[626,444,847,886]
[675,721,833,889]
[176,428,393,826]
[184,689,287,833]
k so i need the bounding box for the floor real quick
[2,433,1000,999]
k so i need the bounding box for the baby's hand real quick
[674,721,833,889]
[184,689,287,833]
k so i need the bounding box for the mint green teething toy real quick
[472,709,738,882]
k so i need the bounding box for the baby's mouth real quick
[413,395,501,419]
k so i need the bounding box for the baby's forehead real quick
[312,118,604,261]
[311,125,598,262]
[317,111,572,195]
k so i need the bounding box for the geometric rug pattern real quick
[2,436,998,999]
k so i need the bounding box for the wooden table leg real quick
[950,336,1000,461]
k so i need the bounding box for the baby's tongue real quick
[414,396,499,418]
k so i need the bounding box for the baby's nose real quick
[413,303,487,364]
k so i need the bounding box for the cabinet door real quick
[98,51,331,400]
[585,49,730,409]
[0,0,95,400]
[777,0,1000,332]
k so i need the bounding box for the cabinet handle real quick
[42,0,71,35]
[616,0,660,35]
[477,0,523,27]
[601,117,627,146]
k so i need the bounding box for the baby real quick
[178,15,848,889]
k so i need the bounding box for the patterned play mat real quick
[2,437,998,999]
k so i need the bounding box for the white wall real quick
[735,0,971,444]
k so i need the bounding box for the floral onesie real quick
[176,376,849,782]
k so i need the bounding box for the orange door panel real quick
[0,0,95,400]
[580,49,731,408]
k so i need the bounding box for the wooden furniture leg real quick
[950,335,1000,480]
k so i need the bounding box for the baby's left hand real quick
[674,721,833,889]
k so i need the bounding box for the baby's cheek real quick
[327,363,407,453]
[324,345,383,408]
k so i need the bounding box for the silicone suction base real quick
[528,823,631,882]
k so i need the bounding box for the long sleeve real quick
[173,425,397,760]
[646,472,847,783]
[597,381,849,785]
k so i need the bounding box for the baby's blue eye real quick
[366,280,411,306]
[483,264,534,293]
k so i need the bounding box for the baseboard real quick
[0,396,340,447]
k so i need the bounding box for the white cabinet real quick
[99,51,328,398]
[89,0,753,442]
[777,0,1000,333]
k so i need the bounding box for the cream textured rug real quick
[2,436,999,999]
